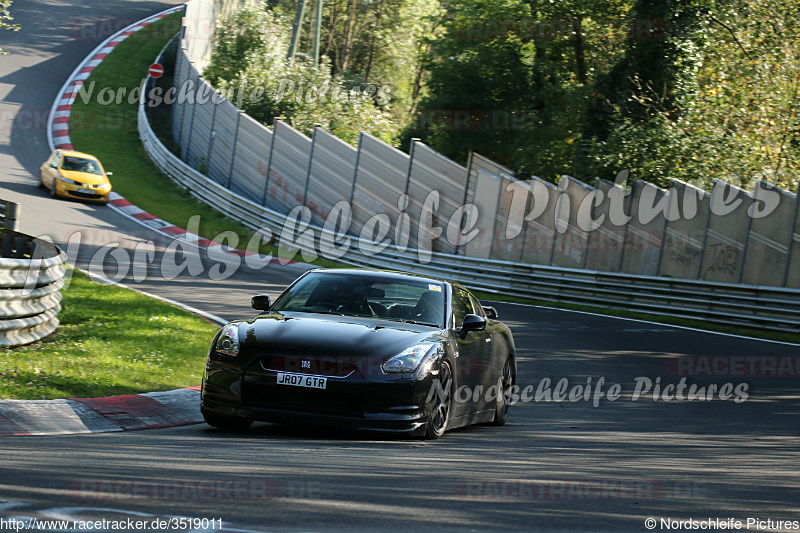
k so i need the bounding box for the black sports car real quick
[201,268,517,439]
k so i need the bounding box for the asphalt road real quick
[1,1,799,532]
[0,0,306,321]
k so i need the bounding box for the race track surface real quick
[1,1,798,531]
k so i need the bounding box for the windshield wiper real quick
[385,318,438,327]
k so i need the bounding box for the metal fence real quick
[0,200,19,232]
[140,101,800,333]
[165,0,800,290]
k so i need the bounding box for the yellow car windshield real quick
[61,156,103,175]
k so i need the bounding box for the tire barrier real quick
[0,226,66,347]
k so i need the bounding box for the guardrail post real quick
[2,201,19,231]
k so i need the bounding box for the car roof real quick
[308,268,450,286]
[57,150,100,161]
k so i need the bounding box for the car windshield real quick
[61,156,103,175]
[272,272,446,327]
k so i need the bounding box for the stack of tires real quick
[0,230,66,347]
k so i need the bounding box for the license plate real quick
[276,372,327,389]
[77,188,95,194]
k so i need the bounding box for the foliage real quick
[581,0,800,191]
[0,0,20,55]
[405,0,800,193]
[404,0,633,180]
[205,7,398,144]
[267,0,442,115]
[70,12,342,267]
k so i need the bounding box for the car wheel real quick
[424,360,452,440]
[50,181,58,197]
[492,356,514,426]
[202,410,252,431]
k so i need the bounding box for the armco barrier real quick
[138,91,800,334]
[0,229,66,347]
[171,0,800,289]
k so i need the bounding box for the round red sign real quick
[148,63,164,78]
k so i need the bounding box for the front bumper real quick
[201,355,439,437]
[55,181,110,203]
[201,397,429,436]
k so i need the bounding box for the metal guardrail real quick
[0,200,19,232]
[0,205,66,347]
[138,76,800,335]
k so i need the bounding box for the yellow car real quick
[39,150,112,204]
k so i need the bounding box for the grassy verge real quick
[0,269,219,399]
[67,12,796,345]
[68,12,336,264]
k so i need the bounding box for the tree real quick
[205,6,399,145]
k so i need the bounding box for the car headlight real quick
[382,343,435,373]
[96,183,111,191]
[59,176,81,185]
[214,323,240,357]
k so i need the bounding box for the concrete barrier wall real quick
[741,181,797,287]
[787,200,800,289]
[520,178,558,267]
[264,120,312,214]
[406,142,467,256]
[584,179,629,272]
[305,128,358,227]
[619,181,668,276]
[205,98,238,187]
[168,0,800,288]
[698,180,752,284]
[552,177,594,269]
[491,175,527,263]
[350,133,410,247]
[229,113,271,203]
[659,180,710,280]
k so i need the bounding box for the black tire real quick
[50,180,58,197]
[202,410,252,431]
[492,357,514,426]
[423,360,452,439]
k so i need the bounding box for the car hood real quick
[59,169,109,185]
[238,313,440,360]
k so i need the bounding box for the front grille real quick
[242,354,366,417]
[265,355,360,377]
[68,190,101,199]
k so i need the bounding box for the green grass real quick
[0,269,219,399]
[69,13,301,262]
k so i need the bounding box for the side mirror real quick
[105,171,113,176]
[459,313,486,338]
[251,294,271,311]
[483,306,498,319]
